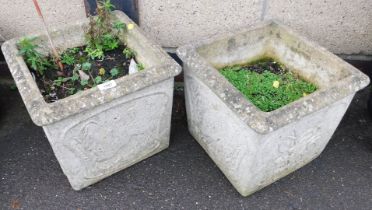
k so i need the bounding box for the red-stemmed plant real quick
[31,0,65,75]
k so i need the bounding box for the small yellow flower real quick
[273,80,280,89]
[303,92,308,97]
[99,68,106,76]
[127,23,134,30]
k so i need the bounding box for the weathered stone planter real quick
[1,11,181,190]
[177,21,370,196]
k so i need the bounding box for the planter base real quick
[44,78,174,190]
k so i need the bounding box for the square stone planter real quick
[1,11,181,190]
[176,21,370,196]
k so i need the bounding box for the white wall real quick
[138,0,372,55]
[0,0,86,41]
[0,0,371,55]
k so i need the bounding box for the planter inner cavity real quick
[16,4,147,103]
[188,21,369,133]
[219,57,317,112]
[2,10,180,127]
[20,42,144,103]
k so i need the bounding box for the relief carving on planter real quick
[58,93,169,180]
[274,127,322,168]
[185,74,256,177]
[185,74,204,135]
[247,125,322,188]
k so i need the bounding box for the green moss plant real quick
[220,59,317,112]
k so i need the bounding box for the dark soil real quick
[58,46,130,77]
[239,58,287,75]
[33,45,135,103]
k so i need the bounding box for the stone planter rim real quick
[1,11,181,126]
[177,20,370,134]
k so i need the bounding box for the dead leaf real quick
[10,198,21,209]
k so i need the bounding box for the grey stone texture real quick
[1,11,181,190]
[0,0,86,42]
[139,0,372,55]
[176,21,370,196]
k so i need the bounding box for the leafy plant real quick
[102,0,115,11]
[67,87,76,95]
[80,79,89,86]
[137,63,145,71]
[85,45,104,60]
[95,76,103,84]
[61,52,75,65]
[102,34,119,51]
[17,37,55,75]
[70,47,80,54]
[53,77,71,86]
[85,0,121,58]
[71,73,79,82]
[19,0,140,102]
[82,62,92,71]
[123,48,135,59]
[113,21,126,31]
[84,0,129,59]
[110,67,119,77]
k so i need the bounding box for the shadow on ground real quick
[0,77,371,209]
